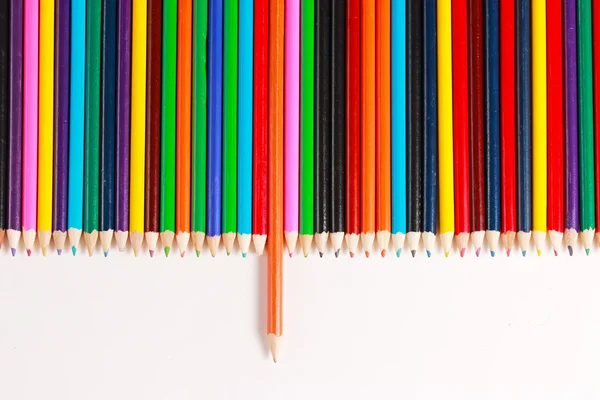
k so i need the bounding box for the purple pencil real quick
[564,0,579,255]
[7,0,23,255]
[53,0,70,255]
[115,0,132,251]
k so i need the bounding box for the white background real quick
[0,238,599,399]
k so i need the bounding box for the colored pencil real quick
[361,0,375,256]
[500,0,516,255]
[437,0,454,256]
[284,0,299,256]
[176,0,191,256]
[468,0,485,256]
[577,0,595,253]
[146,0,162,256]
[23,0,39,255]
[452,0,470,256]
[267,0,284,362]
[237,0,253,256]
[484,0,500,256]
[207,0,223,256]
[116,0,131,252]
[593,0,600,245]
[130,0,147,256]
[161,0,176,256]
[38,0,54,255]
[390,0,406,257]
[422,0,437,257]
[516,0,532,255]
[407,0,423,257]
[253,0,268,256]
[192,0,208,256]
[68,0,85,255]
[222,0,238,255]
[346,0,360,256]
[315,0,332,256]
[0,1,8,248]
[564,0,578,255]
[375,0,390,257]
[83,0,101,256]
[547,0,564,254]
[99,0,117,256]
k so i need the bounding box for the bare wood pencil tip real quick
[100,230,114,255]
[207,235,221,257]
[284,231,298,257]
[84,231,98,257]
[176,231,190,256]
[253,234,267,256]
[115,230,129,252]
[222,232,236,255]
[68,228,82,254]
[299,234,313,257]
[268,333,282,363]
[237,233,251,257]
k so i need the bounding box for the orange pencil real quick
[375,0,391,256]
[361,0,376,256]
[176,0,192,256]
[267,0,284,363]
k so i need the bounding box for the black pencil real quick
[315,0,332,256]
[0,0,8,248]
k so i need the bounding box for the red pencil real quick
[593,0,600,243]
[253,0,269,255]
[500,0,516,255]
[345,0,360,257]
[547,0,564,254]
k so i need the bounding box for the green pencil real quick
[161,0,177,256]
[300,0,314,257]
[577,0,595,253]
[222,0,238,254]
[192,0,208,256]
[83,0,102,256]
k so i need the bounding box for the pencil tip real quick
[319,252,323,258]
[226,252,230,256]
[426,250,431,258]
[568,246,573,256]
[104,251,108,257]
[197,250,201,257]
[26,249,31,257]
[41,247,47,256]
[411,250,416,258]
[460,248,466,257]
[304,252,309,258]
[349,252,354,258]
[71,246,77,256]
[242,252,246,258]
[444,252,449,258]
[289,252,293,258]
[396,249,401,258]
[586,248,590,256]
[335,250,340,258]
[381,249,386,257]
[180,251,186,258]
[57,249,62,256]
[553,249,558,256]
[365,251,370,258]
[490,250,495,257]
[149,250,154,257]
[164,246,170,257]
[522,250,526,257]
[537,249,541,257]
[475,248,481,257]
[10,248,15,257]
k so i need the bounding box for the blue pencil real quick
[68,0,86,255]
[516,0,532,255]
[237,0,253,256]
[484,0,501,255]
[422,0,437,257]
[391,0,406,257]
[207,0,223,256]
[99,0,117,256]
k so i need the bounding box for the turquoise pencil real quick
[68,0,86,254]
[237,0,253,256]
[391,0,406,256]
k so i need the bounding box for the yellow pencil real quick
[37,0,55,256]
[438,0,454,256]
[130,0,147,256]
[532,0,546,255]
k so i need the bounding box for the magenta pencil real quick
[22,0,39,254]
[284,0,300,256]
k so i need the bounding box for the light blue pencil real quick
[237,0,253,256]
[391,0,407,257]
[68,0,86,255]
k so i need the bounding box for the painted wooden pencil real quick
[577,0,595,254]
[547,0,564,254]
[161,0,176,256]
[192,0,208,256]
[452,0,470,256]
[237,0,253,256]
[390,0,406,257]
[422,0,437,257]
[375,0,390,257]
[253,0,268,256]
[222,0,238,255]
[346,0,360,257]
[0,1,7,249]
[23,0,39,255]
[564,0,578,255]
[146,0,162,257]
[207,0,223,256]
[593,0,600,245]
[99,0,117,256]
[38,0,54,255]
[500,0,516,255]
[68,0,85,255]
[116,0,131,252]
[176,0,191,256]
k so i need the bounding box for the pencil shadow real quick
[256,250,270,359]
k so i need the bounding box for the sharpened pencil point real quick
[506,249,511,257]
[10,248,15,257]
[319,252,323,258]
[537,249,541,257]
[522,250,526,257]
[349,252,354,258]
[365,251,370,258]
[104,251,108,257]
[149,250,154,257]
[411,250,416,258]
[490,250,495,257]
[586,248,590,256]
[226,252,230,256]
[475,248,481,257]
[195,250,200,257]
[71,246,76,256]
[568,246,573,256]
[57,249,62,256]
[335,250,340,258]
[26,249,31,257]
[180,251,186,258]
[381,249,386,257]
[554,249,558,256]
[41,247,47,256]
[396,249,401,257]
[242,252,246,258]
[426,250,431,258]
[460,248,465,257]
[445,252,449,258]
[164,246,170,257]
[289,252,293,258]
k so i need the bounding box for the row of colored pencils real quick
[1,1,600,260]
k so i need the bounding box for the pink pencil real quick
[22,0,39,255]
[284,0,300,256]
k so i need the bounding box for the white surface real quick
[0,241,599,399]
